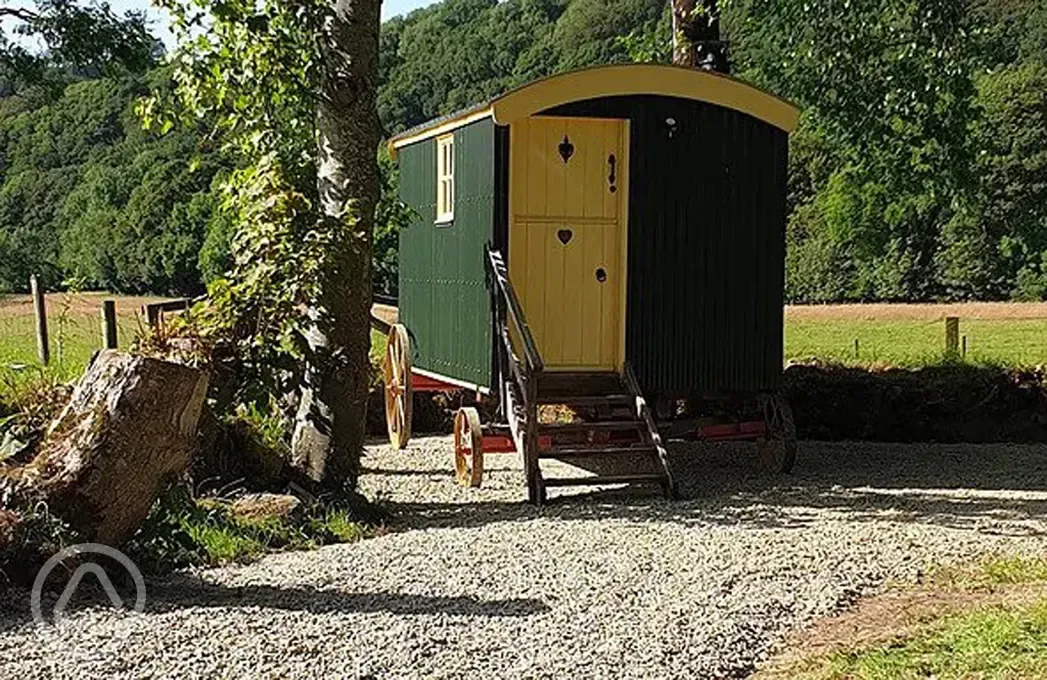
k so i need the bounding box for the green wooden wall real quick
[397,118,494,388]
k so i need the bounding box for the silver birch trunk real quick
[291,0,382,489]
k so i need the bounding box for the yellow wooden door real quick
[509,116,629,371]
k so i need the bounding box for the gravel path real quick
[3,438,1047,679]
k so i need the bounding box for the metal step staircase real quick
[530,370,676,499]
[487,246,676,504]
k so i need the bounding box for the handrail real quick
[485,246,544,374]
[487,244,545,502]
[623,361,676,499]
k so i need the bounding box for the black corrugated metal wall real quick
[542,95,789,395]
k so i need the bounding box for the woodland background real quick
[0,0,1045,304]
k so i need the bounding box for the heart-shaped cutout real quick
[558,136,574,163]
[557,229,573,245]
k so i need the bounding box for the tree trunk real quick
[672,0,699,67]
[4,351,208,544]
[672,0,729,73]
[290,0,381,489]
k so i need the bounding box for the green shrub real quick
[126,484,379,574]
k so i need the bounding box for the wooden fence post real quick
[102,299,118,349]
[143,303,161,329]
[30,275,49,366]
[945,317,960,358]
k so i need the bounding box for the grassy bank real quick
[1,484,381,585]
[764,555,1047,679]
[125,487,378,573]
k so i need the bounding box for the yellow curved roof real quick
[390,64,799,153]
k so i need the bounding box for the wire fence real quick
[4,286,1044,399]
[1,291,157,391]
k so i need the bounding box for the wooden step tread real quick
[542,474,666,488]
[539,445,656,459]
[538,421,643,433]
[537,394,634,406]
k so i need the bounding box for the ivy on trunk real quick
[292,0,382,487]
[149,0,383,490]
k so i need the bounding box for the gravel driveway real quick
[2,437,1047,679]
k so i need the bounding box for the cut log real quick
[6,350,208,545]
[229,493,302,523]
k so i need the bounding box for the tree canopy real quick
[0,0,158,93]
[0,0,1045,303]
[0,70,228,293]
[722,0,1047,302]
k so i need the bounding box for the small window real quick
[436,134,454,223]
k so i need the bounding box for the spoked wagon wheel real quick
[383,323,413,449]
[454,407,484,487]
[756,394,797,473]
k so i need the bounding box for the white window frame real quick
[436,134,455,224]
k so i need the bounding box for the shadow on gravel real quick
[0,573,551,639]
[0,597,33,635]
[0,576,549,632]
[383,441,1047,536]
[144,577,549,617]
[360,467,453,477]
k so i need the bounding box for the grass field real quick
[4,297,1047,403]
[0,293,390,401]
[785,303,1047,367]
[375,301,1047,368]
[0,293,169,396]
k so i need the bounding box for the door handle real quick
[608,154,617,194]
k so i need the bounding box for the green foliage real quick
[932,554,1047,589]
[616,7,672,64]
[377,0,665,134]
[143,0,343,398]
[970,0,1047,67]
[0,74,229,294]
[0,372,68,458]
[147,0,325,170]
[374,150,413,296]
[181,157,363,405]
[0,0,158,95]
[727,0,977,301]
[733,0,975,172]
[969,62,1047,300]
[724,0,1047,302]
[319,509,368,542]
[125,485,374,573]
[0,501,81,584]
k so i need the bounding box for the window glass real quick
[437,134,454,223]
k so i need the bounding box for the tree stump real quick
[6,351,208,544]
